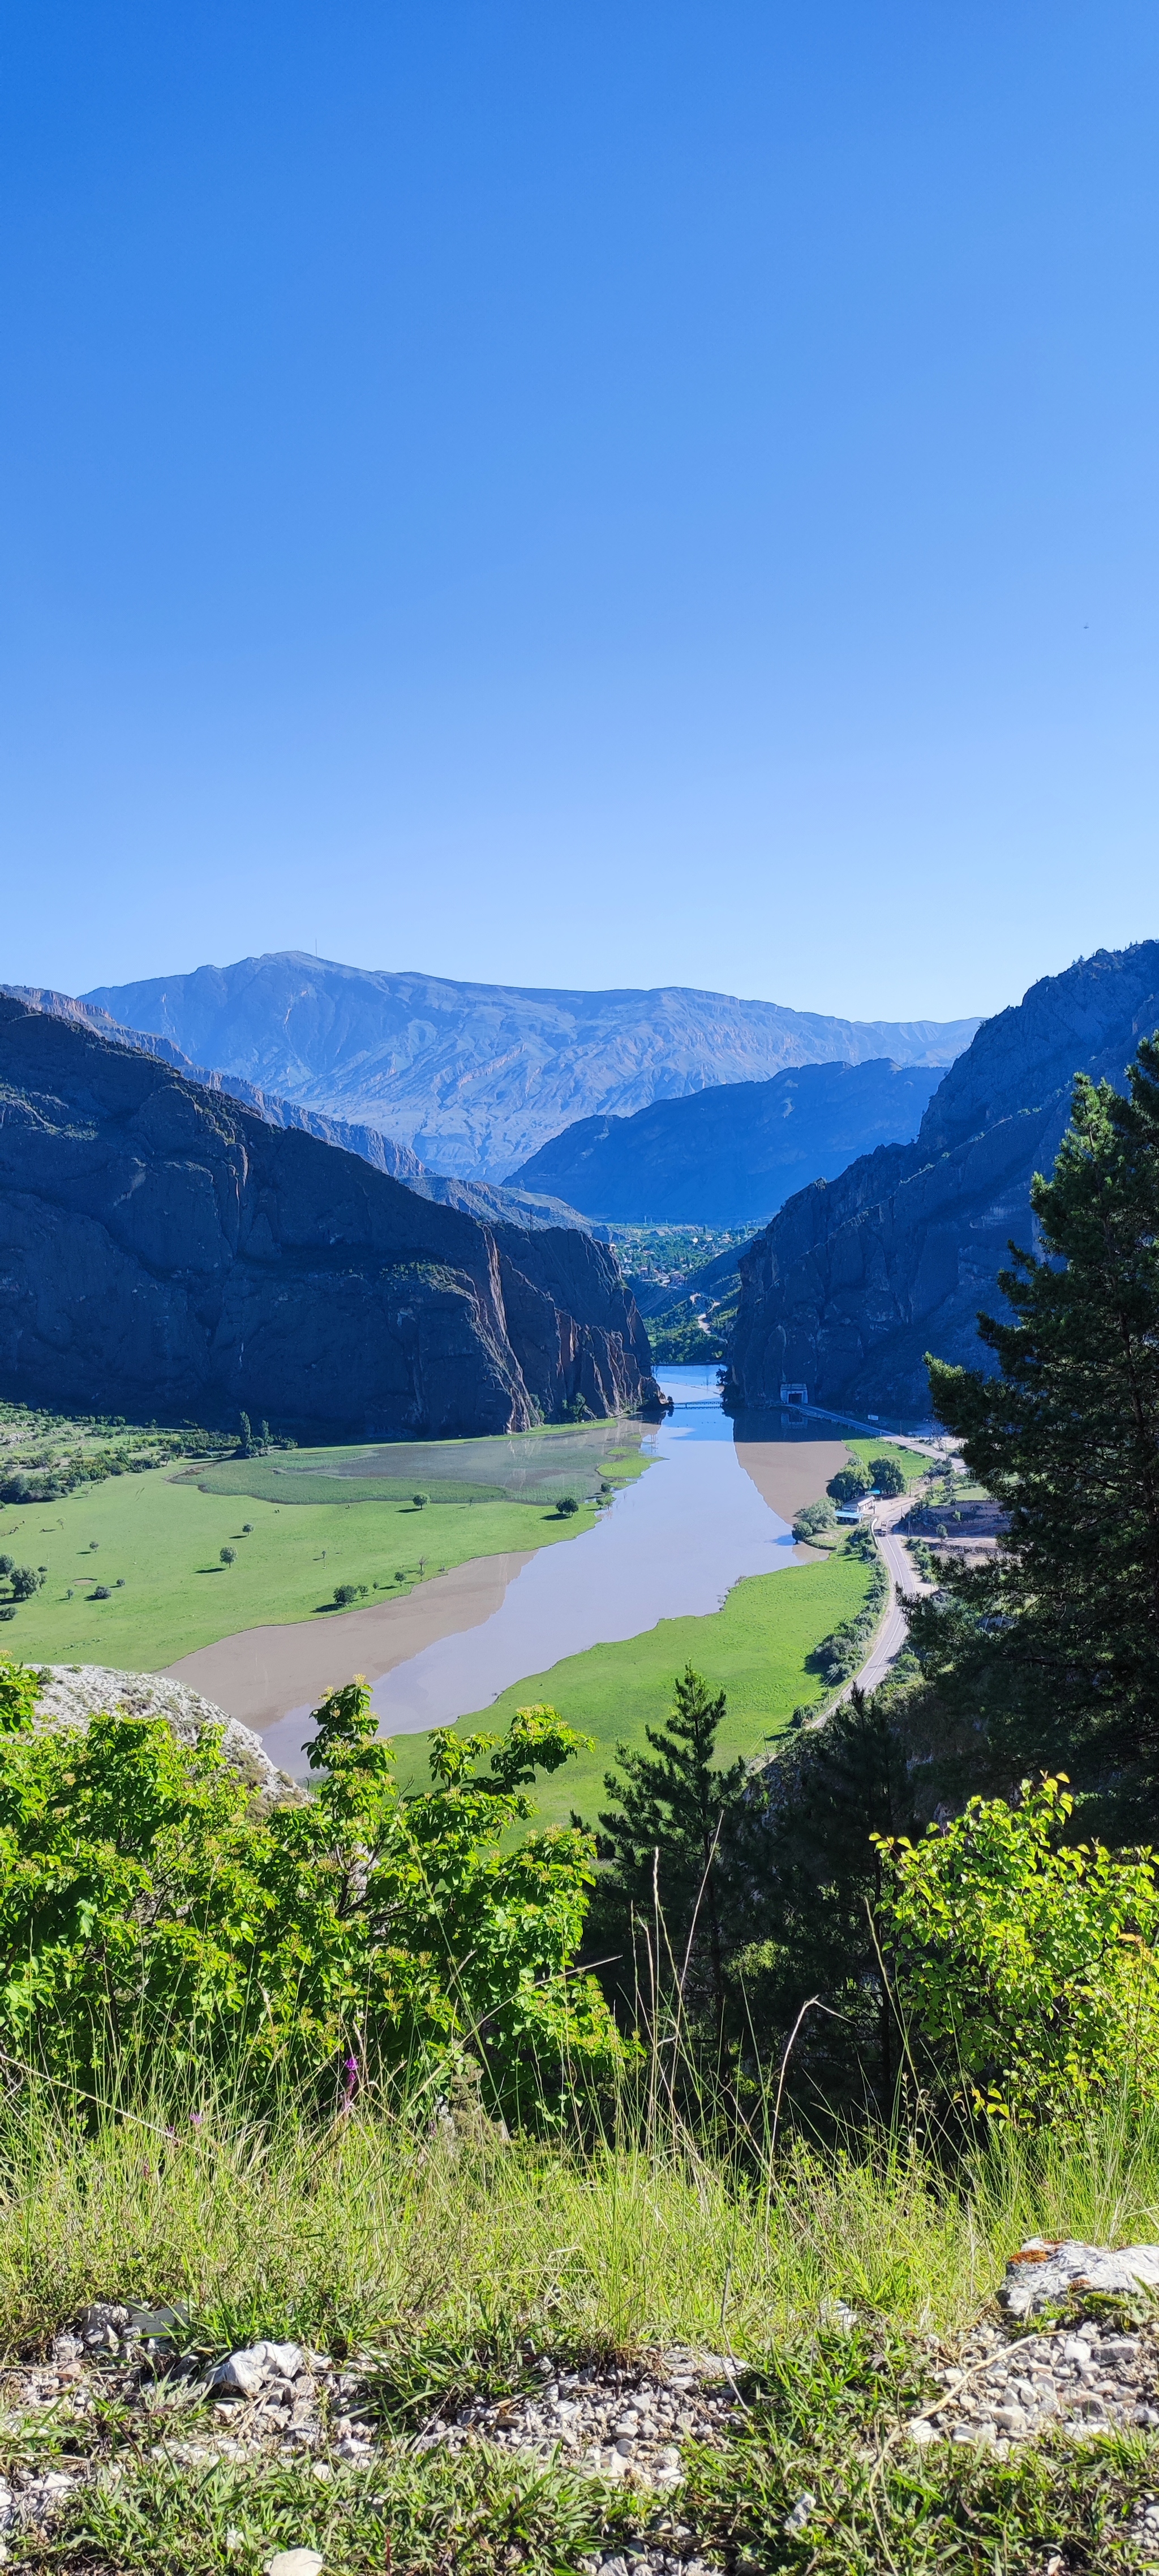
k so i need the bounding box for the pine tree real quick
[582,1666,750,2033]
[921,1032,1159,1824]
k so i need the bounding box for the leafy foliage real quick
[827,1461,872,1507]
[920,1032,1159,1827]
[875,1775,1159,2122]
[585,1665,752,2031]
[792,1497,836,1543]
[0,1671,630,2124]
[869,1453,907,1497]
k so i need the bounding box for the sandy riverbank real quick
[164,1549,535,1732]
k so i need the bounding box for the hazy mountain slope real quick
[728,942,1159,1422]
[3,985,585,1233]
[0,996,654,1437]
[509,1058,942,1225]
[83,953,978,1181]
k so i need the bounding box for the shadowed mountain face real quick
[0,997,655,1437]
[1,986,585,1234]
[83,953,979,1181]
[728,943,1159,1422]
[509,1059,942,1227]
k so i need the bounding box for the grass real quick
[388,1543,879,1827]
[6,2096,1159,2570]
[845,1438,929,1491]
[2,1462,638,1674]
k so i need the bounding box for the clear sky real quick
[2,2,1157,1022]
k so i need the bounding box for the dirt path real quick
[164,1549,535,1732]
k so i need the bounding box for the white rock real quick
[906,2418,938,2446]
[216,2345,273,2397]
[999,2239,1159,2318]
[33,1666,299,1813]
[783,2492,816,2534]
[265,2554,324,2576]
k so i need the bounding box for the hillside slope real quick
[509,1058,942,1225]
[728,942,1159,1420]
[84,952,978,1180]
[3,985,585,1233]
[0,997,654,1437]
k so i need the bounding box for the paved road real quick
[842,1498,936,1701]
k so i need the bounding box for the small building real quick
[779,1381,808,1409]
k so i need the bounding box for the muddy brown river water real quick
[166,1368,848,1776]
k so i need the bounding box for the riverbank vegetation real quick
[0,1437,649,1672]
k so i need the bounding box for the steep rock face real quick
[728,944,1159,1420]
[83,952,978,1180]
[0,998,654,1436]
[2,986,586,1232]
[509,1058,942,1226]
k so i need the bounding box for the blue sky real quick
[2,2,1157,1022]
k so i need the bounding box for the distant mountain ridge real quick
[728,942,1159,1422]
[2,985,584,1234]
[509,1058,943,1227]
[0,995,655,1437]
[83,953,980,1181]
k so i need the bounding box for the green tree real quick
[555,1494,580,1518]
[918,1034,1159,1826]
[875,1775,1159,2124]
[412,1493,428,1510]
[0,1679,629,2125]
[827,1461,872,1507]
[238,1412,253,1458]
[733,1688,916,2119]
[585,1667,749,2036]
[869,1455,907,1498]
[220,1546,236,1567]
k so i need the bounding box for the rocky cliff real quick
[2,986,585,1232]
[509,1058,942,1226]
[0,997,655,1437]
[83,952,978,1180]
[727,944,1159,1421]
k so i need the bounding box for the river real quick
[168,1368,849,1775]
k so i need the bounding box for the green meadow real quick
[1,1460,626,1673]
[389,1539,879,1827]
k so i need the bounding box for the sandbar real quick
[164,1549,535,1732]
[733,1437,850,1524]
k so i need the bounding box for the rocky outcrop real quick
[728,944,1159,1421]
[30,1666,298,1811]
[83,952,978,1180]
[509,1058,942,1226]
[0,996,655,1435]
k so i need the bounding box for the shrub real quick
[555,1495,580,1518]
[792,1498,836,1544]
[874,1775,1159,2123]
[91,1585,111,1601]
[10,1568,43,1601]
[869,1454,907,1497]
[220,1547,235,1566]
[827,1461,873,1507]
[412,1493,428,1510]
[0,1678,630,2125]
[333,1582,358,1607]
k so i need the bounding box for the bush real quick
[792,1498,836,1544]
[0,1679,630,2125]
[412,1493,428,1510]
[826,1462,873,1507]
[333,1582,358,1606]
[10,1568,43,1601]
[91,1585,111,1601]
[555,1495,580,1518]
[869,1454,907,1497]
[220,1547,236,1566]
[875,1775,1159,2123]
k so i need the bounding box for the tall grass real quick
[3,2077,1159,2363]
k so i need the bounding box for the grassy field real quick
[2,2091,1157,2573]
[389,1541,878,1826]
[1,1463,634,1673]
[844,1435,930,1489]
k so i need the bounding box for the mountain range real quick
[0,995,655,1437]
[509,1058,943,1228]
[728,942,1159,1422]
[83,953,980,1181]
